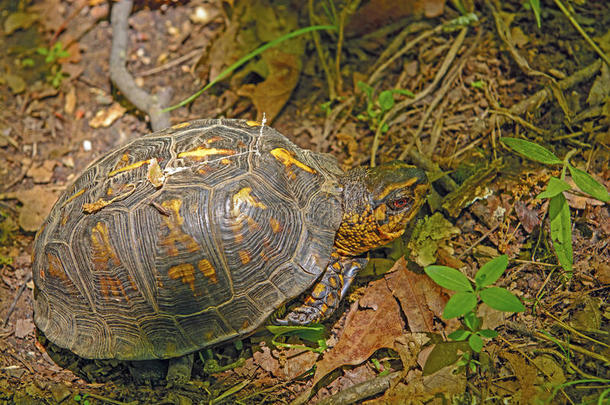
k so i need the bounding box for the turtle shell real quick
[32,119,344,361]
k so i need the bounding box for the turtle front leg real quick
[275,255,367,325]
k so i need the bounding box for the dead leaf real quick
[4,12,39,34]
[26,160,57,183]
[89,102,126,128]
[65,86,76,115]
[237,50,301,123]
[515,200,540,233]
[386,257,459,333]
[15,319,35,339]
[346,0,445,36]
[503,351,539,404]
[3,73,26,94]
[11,186,59,232]
[252,344,317,380]
[311,278,405,387]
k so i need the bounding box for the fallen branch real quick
[109,0,171,132]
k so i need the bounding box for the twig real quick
[552,0,610,68]
[137,47,204,77]
[313,371,400,405]
[3,275,32,327]
[309,0,336,100]
[109,0,171,132]
[371,26,468,166]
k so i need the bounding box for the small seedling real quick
[73,393,90,405]
[425,255,524,362]
[356,81,414,133]
[501,137,609,274]
[37,41,70,64]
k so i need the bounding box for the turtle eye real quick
[388,197,411,211]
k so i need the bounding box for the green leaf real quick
[549,193,573,272]
[537,177,571,199]
[443,292,477,319]
[478,329,499,338]
[480,287,525,312]
[468,333,484,352]
[390,88,415,98]
[500,137,563,165]
[448,329,471,341]
[529,0,542,28]
[568,165,610,202]
[357,81,374,100]
[425,266,474,292]
[463,311,480,331]
[266,324,325,343]
[475,255,508,288]
[378,90,395,112]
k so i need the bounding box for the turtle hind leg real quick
[127,360,167,385]
[275,256,367,325]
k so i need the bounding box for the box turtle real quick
[32,119,429,381]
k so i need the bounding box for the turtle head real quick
[334,161,429,256]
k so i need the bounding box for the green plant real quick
[266,324,327,353]
[356,81,414,133]
[73,393,90,405]
[165,24,337,112]
[425,255,525,359]
[501,137,609,273]
[36,41,70,88]
[36,41,70,64]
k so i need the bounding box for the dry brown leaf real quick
[15,319,35,339]
[386,257,458,333]
[89,102,126,128]
[503,351,538,404]
[252,344,317,380]
[515,200,540,233]
[237,50,300,123]
[311,278,405,387]
[12,186,59,232]
[26,160,57,184]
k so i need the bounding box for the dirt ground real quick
[0,0,609,404]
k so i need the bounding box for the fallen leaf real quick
[386,257,460,333]
[515,200,540,233]
[503,351,539,403]
[15,318,35,339]
[311,278,405,387]
[252,344,317,380]
[237,49,301,123]
[12,186,59,232]
[4,73,26,94]
[26,160,57,183]
[4,12,39,34]
[89,102,126,128]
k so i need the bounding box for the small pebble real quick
[83,140,92,151]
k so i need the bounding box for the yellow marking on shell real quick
[172,122,191,130]
[326,293,336,307]
[312,283,327,299]
[178,147,235,160]
[246,120,261,126]
[82,184,136,213]
[147,158,164,187]
[168,263,196,293]
[198,259,218,283]
[239,250,251,265]
[332,262,342,270]
[270,148,316,174]
[46,253,68,281]
[62,188,86,207]
[99,275,127,301]
[91,221,120,271]
[107,187,113,196]
[221,158,231,165]
[108,159,153,177]
[242,320,250,329]
[160,199,200,256]
[328,276,338,289]
[231,187,267,217]
[374,178,418,201]
[269,217,282,233]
